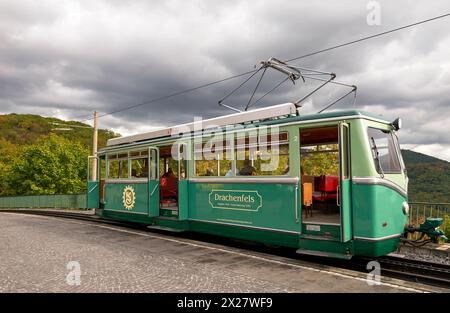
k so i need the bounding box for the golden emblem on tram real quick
[122,185,136,210]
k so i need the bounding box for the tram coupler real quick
[404,217,448,243]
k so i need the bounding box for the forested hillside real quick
[0,114,117,148]
[0,114,119,196]
[401,150,450,203]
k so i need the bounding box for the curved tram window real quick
[367,128,401,174]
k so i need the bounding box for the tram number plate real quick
[306,225,321,231]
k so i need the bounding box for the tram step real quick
[147,225,185,232]
[159,207,179,211]
[295,248,352,259]
[300,234,339,242]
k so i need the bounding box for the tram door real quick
[299,125,352,243]
[148,147,160,217]
[338,123,352,242]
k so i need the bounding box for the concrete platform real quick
[0,212,444,293]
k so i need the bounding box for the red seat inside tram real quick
[160,176,178,201]
[313,175,339,202]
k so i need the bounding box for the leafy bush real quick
[7,134,89,195]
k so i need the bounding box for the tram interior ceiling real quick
[300,126,340,225]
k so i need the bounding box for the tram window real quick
[195,139,232,177]
[108,159,129,179]
[367,128,401,173]
[236,144,289,176]
[195,159,217,176]
[235,131,289,176]
[131,158,148,178]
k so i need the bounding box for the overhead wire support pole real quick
[317,85,357,113]
[294,74,336,107]
[218,68,263,112]
[219,103,242,113]
[244,67,267,111]
[302,75,356,88]
[92,111,99,181]
[246,76,290,111]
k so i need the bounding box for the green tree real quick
[8,134,89,195]
[0,139,19,196]
[301,145,339,176]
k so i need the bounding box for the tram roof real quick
[105,103,390,148]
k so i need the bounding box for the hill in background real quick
[0,113,119,149]
[401,149,450,203]
[402,149,448,165]
[0,113,121,196]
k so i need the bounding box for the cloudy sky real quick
[1,0,450,160]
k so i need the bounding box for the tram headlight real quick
[392,117,402,131]
[402,201,409,215]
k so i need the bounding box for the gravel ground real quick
[396,242,450,265]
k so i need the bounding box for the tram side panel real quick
[188,181,300,248]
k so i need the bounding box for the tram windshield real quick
[367,128,402,174]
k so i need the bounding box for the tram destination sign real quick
[208,189,262,212]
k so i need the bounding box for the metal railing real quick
[0,194,87,209]
[408,202,450,239]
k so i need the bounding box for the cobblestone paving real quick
[0,213,424,292]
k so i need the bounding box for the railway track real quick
[374,256,450,288]
[2,208,450,290]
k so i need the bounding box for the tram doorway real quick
[299,124,352,242]
[157,144,188,220]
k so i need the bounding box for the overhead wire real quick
[76,12,450,122]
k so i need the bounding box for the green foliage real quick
[0,139,20,196]
[402,150,450,203]
[301,145,339,176]
[8,134,89,195]
[0,113,120,196]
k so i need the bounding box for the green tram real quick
[86,103,409,259]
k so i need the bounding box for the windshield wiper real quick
[371,137,385,178]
